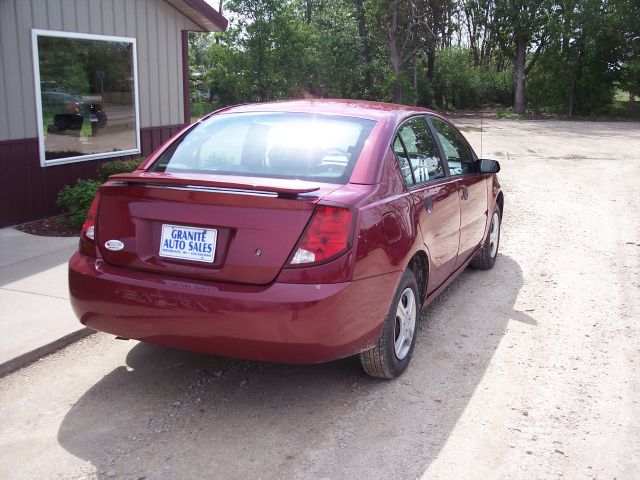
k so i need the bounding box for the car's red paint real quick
[69,252,400,363]
[68,99,502,364]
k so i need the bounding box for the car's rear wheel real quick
[360,269,420,379]
[471,204,501,270]
[53,114,70,131]
[97,112,107,128]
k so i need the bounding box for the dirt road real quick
[1,118,639,480]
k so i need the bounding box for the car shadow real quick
[57,253,533,479]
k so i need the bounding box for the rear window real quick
[150,112,376,184]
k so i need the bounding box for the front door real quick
[429,117,488,267]
[393,117,461,295]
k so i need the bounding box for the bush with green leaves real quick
[56,179,101,230]
[431,47,514,110]
[97,157,145,183]
[56,158,145,230]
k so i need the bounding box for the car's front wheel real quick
[360,269,420,379]
[471,204,501,270]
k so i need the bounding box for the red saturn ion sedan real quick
[69,100,503,379]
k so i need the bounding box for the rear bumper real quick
[68,253,400,363]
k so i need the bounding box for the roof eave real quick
[166,0,228,32]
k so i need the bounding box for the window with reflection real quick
[430,118,476,175]
[393,117,445,186]
[33,30,139,165]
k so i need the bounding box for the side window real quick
[430,118,476,175]
[393,117,445,187]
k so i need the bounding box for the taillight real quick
[288,205,354,266]
[79,191,101,256]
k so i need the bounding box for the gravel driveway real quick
[1,117,639,480]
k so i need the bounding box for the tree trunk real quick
[426,47,436,107]
[412,57,418,106]
[393,82,403,104]
[513,36,526,114]
[305,0,312,24]
[390,43,403,104]
[466,11,479,66]
[387,8,403,104]
[353,0,372,97]
[568,71,576,118]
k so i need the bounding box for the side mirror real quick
[476,159,500,174]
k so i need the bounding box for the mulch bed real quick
[14,215,80,237]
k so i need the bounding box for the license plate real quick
[159,224,217,263]
[90,115,98,122]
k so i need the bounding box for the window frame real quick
[31,29,141,167]
[426,115,478,176]
[391,115,450,189]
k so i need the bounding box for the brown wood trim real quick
[140,124,186,132]
[182,30,191,126]
[0,137,38,146]
[180,0,228,31]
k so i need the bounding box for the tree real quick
[617,0,640,106]
[369,0,437,104]
[186,0,634,117]
[493,0,550,113]
[353,0,374,97]
[524,0,628,116]
[462,0,495,66]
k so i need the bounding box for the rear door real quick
[429,117,488,268]
[393,117,460,294]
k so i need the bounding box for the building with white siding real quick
[0,0,227,227]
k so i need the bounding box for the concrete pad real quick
[0,228,78,268]
[0,228,89,376]
[0,248,76,298]
[0,290,86,366]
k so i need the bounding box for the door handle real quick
[460,185,469,200]
[424,197,433,214]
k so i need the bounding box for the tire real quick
[471,204,501,270]
[53,114,69,131]
[360,269,421,379]
[97,112,107,128]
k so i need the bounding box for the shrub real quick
[97,157,145,183]
[496,107,522,119]
[56,179,101,230]
[190,102,219,119]
[431,47,514,110]
[55,158,144,231]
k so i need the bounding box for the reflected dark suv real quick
[42,91,107,132]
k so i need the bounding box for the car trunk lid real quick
[96,173,340,285]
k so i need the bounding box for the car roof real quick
[220,99,437,122]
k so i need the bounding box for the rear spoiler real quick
[109,172,321,197]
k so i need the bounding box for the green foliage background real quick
[189,0,638,118]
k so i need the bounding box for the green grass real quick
[496,108,527,120]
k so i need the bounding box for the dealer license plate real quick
[159,224,217,263]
